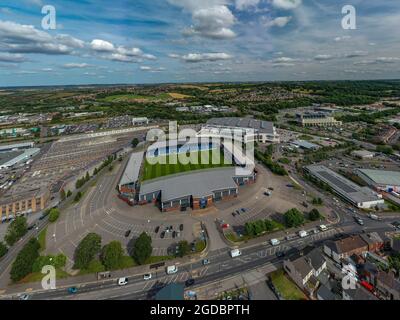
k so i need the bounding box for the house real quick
[324,235,369,263]
[283,247,326,295]
[375,271,400,300]
[359,232,384,252]
[391,238,400,254]
[343,286,379,301]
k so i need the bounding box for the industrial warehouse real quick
[356,169,400,193]
[305,165,384,209]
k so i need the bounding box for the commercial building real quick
[0,187,50,221]
[297,112,342,127]
[118,151,144,197]
[351,150,375,160]
[138,167,255,212]
[305,165,384,209]
[0,148,40,170]
[200,117,280,143]
[291,140,321,151]
[132,117,149,126]
[0,142,34,153]
[356,169,400,193]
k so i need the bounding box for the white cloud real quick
[272,0,302,10]
[170,52,233,63]
[314,54,334,61]
[90,39,115,52]
[235,0,260,11]
[262,16,292,28]
[168,1,236,39]
[140,66,166,72]
[62,63,90,69]
[0,52,27,63]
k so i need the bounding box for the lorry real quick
[230,249,242,258]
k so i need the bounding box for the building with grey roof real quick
[0,142,34,153]
[291,140,321,150]
[202,117,279,143]
[0,148,40,170]
[305,165,384,209]
[356,169,400,193]
[351,150,375,159]
[138,167,255,212]
[118,151,144,196]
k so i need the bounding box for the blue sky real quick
[0,0,399,86]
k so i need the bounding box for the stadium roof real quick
[206,117,274,134]
[140,167,242,202]
[119,152,144,186]
[306,165,382,204]
[357,169,400,186]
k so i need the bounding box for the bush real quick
[101,241,124,270]
[284,208,305,228]
[85,259,106,273]
[132,232,152,265]
[10,238,40,282]
[0,241,8,258]
[48,208,60,223]
[245,219,282,237]
[176,241,190,257]
[5,216,28,246]
[309,209,322,221]
[74,233,102,270]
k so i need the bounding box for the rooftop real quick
[325,235,368,255]
[119,152,144,187]
[206,117,275,135]
[0,150,24,166]
[357,169,400,186]
[306,165,382,204]
[291,140,320,150]
[140,167,243,202]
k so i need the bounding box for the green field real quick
[142,150,232,181]
[102,93,170,102]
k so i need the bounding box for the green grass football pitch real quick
[142,150,232,181]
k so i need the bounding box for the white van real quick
[270,239,280,246]
[298,230,308,238]
[118,277,128,286]
[230,249,242,258]
[319,225,328,232]
[166,265,178,275]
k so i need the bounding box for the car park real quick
[118,277,128,286]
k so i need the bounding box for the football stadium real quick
[118,138,256,212]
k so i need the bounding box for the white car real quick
[270,239,280,246]
[319,225,328,232]
[143,273,152,281]
[166,265,178,275]
[298,230,308,238]
[118,277,128,286]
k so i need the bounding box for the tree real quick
[74,233,102,270]
[312,197,323,205]
[66,190,72,198]
[10,238,40,282]
[74,191,83,202]
[85,172,90,182]
[284,208,305,228]
[176,240,190,257]
[48,208,60,223]
[101,241,124,270]
[5,216,28,246]
[60,189,66,201]
[0,241,8,258]
[32,254,66,273]
[309,209,322,221]
[131,138,139,148]
[132,232,152,265]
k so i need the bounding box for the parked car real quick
[160,231,165,239]
[298,230,308,238]
[172,231,177,238]
[19,294,30,300]
[232,212,236,217]
[125,230,131,238]
[230,249,242,258]
[155,226,160,233]
[166,265,178,275]
[270,239,280,246]
[179,224,184,231]
[276,251,285,258]
[118,277,128,286]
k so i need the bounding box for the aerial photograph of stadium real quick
[1,0,400,314]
